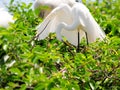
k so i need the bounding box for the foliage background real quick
[0,0,120,89]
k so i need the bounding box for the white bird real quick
[36,3,106,47]
[33,0,77,18]
[0,8,14,28]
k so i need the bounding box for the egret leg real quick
[76,31,80,52]
[85,32,88,45]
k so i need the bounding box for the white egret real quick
[33,0,77,18]
[36,3,106,48]
[0,8,14,28]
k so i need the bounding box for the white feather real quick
[36,4,74,40]
[36,3,106,46]
[33,0,76,18]
[0,8,14,28]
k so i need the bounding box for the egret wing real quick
[76,3,106,43]
[36,4,72,40]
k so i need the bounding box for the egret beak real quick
[39,10,45,18]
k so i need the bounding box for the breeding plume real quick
[36,3,106,46]
[0,8,14,28]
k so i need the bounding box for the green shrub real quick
[0,0,120,89]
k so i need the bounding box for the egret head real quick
[33,0,53,18]
[33,0,77,18]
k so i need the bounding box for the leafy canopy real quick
[0,0,120,89]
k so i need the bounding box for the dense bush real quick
[0,0,120,89]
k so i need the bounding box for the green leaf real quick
[9,68,23,76]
